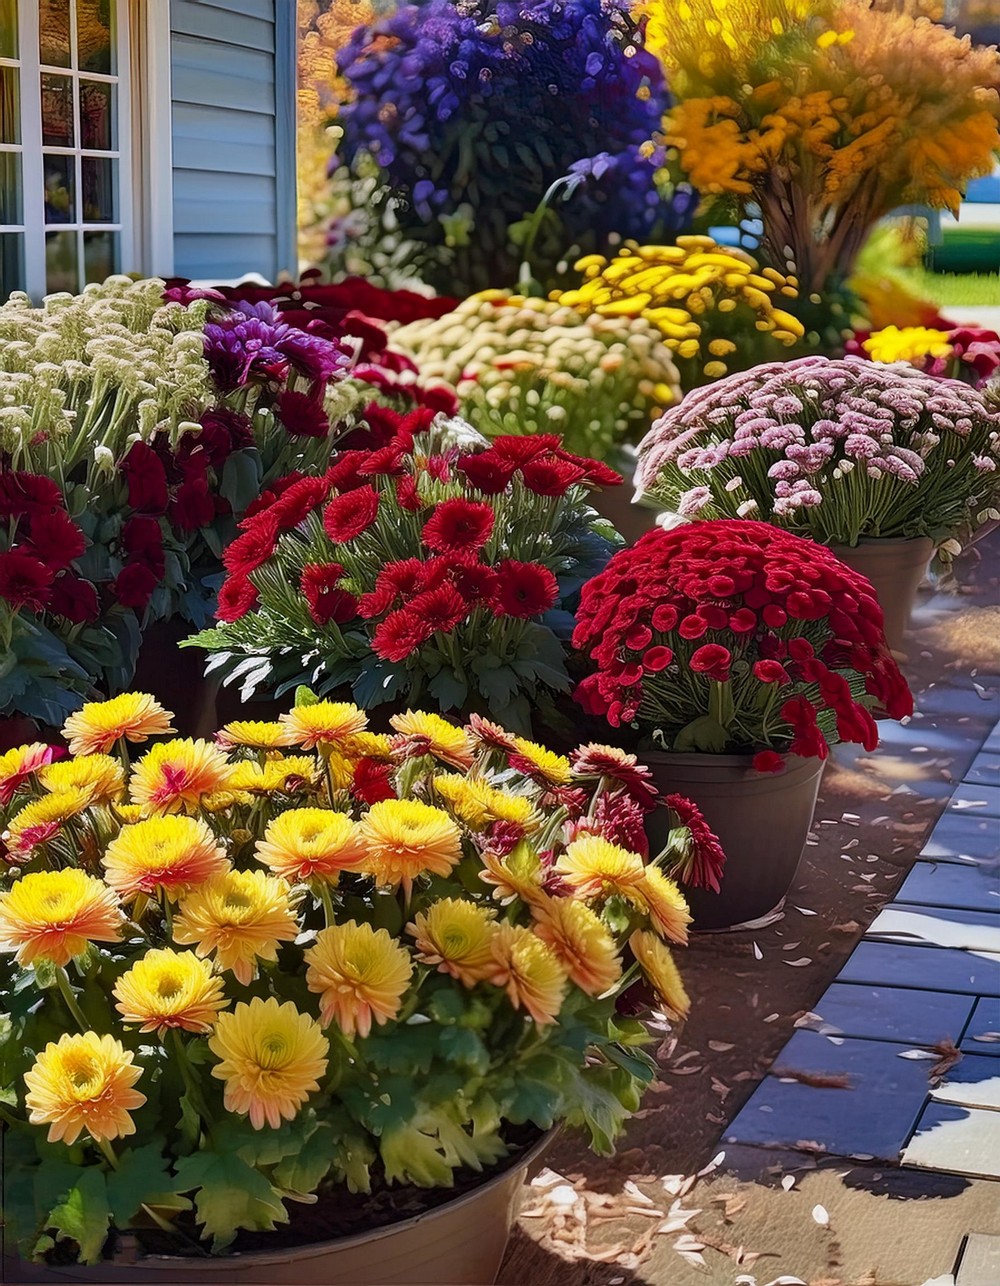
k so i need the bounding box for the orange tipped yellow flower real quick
[478,843,545,906]
[487,923,568,1025]
[40,754,125,804]
[509,737,572,786]
[129,739,233,814]
[343,732,392,760]
[357,798,462,896]
[532,895,622,996]
[407,897,497,987]
[433,775,535,832]
[389,711,474,769]
[63,693,175,757]
[216,721,295,750]
[102,816,229,901]
[255,808,365,883]
[305,921,413,1038]
[209,997,328,1130]
[629,929,690,1020]
[0,869,122,966]
[25,1031,145,1145]
[279,701,368,750]
[227,756,318,795]
[114,948,227,1034]
[0,742,55,807]
[173,869,298,985]
[4,788,92,858]
[554,836,646,903]
[639,866,691,945]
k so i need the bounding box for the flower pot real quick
[828,537,934,654]
[8,1132,553,1286]
[131,619,217,739]
[643,751,825,931]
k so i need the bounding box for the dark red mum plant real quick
[572,520,912,768]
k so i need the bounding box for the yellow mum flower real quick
[407,898,497,987]
[478,844,545,907]
[114,948,228,1034]
[532,895,622,996]
[0,869,122,967]
[357,798,462,897]
[0,742,55,807]
[389,711,474,769]
[129,739,233,815]
[279,701,368,751]
[216,721,295,750]
[862,325,953,366]
[554,836,646,903]
[255,808,365,883]
[173,869,298,985]
[5,788,92,858]
[629,929,690,1020]
[25,1031,146,1145]
[343,732,392,760]
[487,923,568,1025]
[227,756,318,795]
[639,866,691,945]
[40,754,125,804]
[102,816,229,901]
[113,803,144,825]
[63,693,175,757]
[509,737,572,786]
[305,921,413,1038]
[433,775,535,832]
[209,997,328,1130]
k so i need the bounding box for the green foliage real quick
[173,1150,289,1254]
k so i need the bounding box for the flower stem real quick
[95,1136,119,1170]
[56,966,90,1031]
[168,1029,212,1129]
[317,881,336,929]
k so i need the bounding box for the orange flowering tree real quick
[0,693,718,1265]
[638,0,1000,303]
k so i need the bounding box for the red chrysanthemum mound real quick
[572,520,912,763]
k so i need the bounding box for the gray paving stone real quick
[866,903,1000,953]
[931,1053,1000,1111]
[807,982,974,1046]
[948,784,1000,818]
[839,941,1000,995]
[957,1233,1000,1286]
[964,752,1000,788]
[960,998,1000,1059]
[897,858,1000,914]
[915,682,1000,724]
[985,722,1000,755]
[921,813,999,863]
[725,1031,933,1161]
[902,1102,1000,1178]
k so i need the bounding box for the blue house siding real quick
[169,0,297,282]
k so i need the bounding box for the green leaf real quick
[438,1025,490,1075]
[380,1122,454,1188]
[673,716,729,753]
[561,1061,642,1155]
[174,1150,288,1253]
[365,1022,438,1075]
[272,1122,335,1196]
[45,1166,110,1265]
[427,668,468,712]
[220,450,263,516]
[106,1143,189,1227]
[294,684,320,708]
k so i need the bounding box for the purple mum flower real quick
[204,301,349,393]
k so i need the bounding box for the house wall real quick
[169,0,297,282]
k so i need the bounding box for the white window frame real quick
[0,0,173,298]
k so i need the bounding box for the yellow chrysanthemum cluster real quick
[0,692,692,1174]
[391,290,681,455]
[861,326,953,366]
[556,238,804,389]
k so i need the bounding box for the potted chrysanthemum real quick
[634,356,1000,651]
[0,690,713,1283]
[572,520,912,928]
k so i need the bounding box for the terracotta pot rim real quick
[105,1129,555,1273]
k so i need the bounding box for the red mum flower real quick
[753,660,790,685]
[455,452,517,495]
[268,476,331,531]
[120,441,169,514]
[358,559,426,618]
[664,793,726,893]
[689,644,732,682]
[643,645,673,673]
[170,475,216,531]
[241,472,305,524]
[491,435,562,466]
[451,560,499,604]
[122,516,165,579]
[0,552,55,610]
[22,508,86,570]
[352,758,397,804]
[222,522,278,578]
[276,388,330,438]
[570,744,660,810]
[422,499,494,553]
[678,614,708,640]
[48,573,99,624]
[396,475,423,511]
[216,574,259,623]
[494,561,558,618]
[323,486,379,543]
[751,750,785,774]
[325,451,374,493]
[371,608,433,662]
[408,584,467,634]
[519,456,587,496]
[0,472,63,519]
[301,563,359,626]
[112,563,158,611]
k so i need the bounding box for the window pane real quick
[0,150,21,223]
[46,229,78,293]
[0,0,16,60]
[39,0,71,68]
[80,79,114,150]
[0,65,19,145]
[0,232,23,295]
[82,155,114,221]
[44,154,75,222]
[77,0,114,75]
[41,72,74,147]
[84,229,117,282]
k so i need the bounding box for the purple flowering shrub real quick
[333,0,694,294]
[635,357,1000,552]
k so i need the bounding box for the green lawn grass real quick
[907,268,1000,309]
